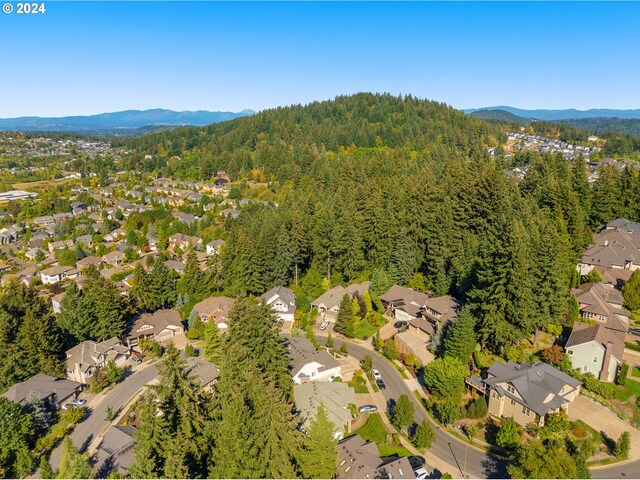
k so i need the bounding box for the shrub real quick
[572,422,587,438]
[61,406,85,425]
[581,374,617,399]
[423,357,466,398]
[545,324,563,337]
[411,420,435,449]
[541,345,565,365]
[434,400,459,425]
[615,432,631,460]
[616,363,629,386]
[184,344,196,357]
[496,417,520,449]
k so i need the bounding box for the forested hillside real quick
[122,93,640,350]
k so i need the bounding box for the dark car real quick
[408,456,426,470]
[630,329,640,337]
[376,378,386,390]
[394,321,407,329]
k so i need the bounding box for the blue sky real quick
[1,2,639,117]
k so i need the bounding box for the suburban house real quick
[0,226,21,244]
[423,295,463,324]
[48,239,74,253]
[168,233,203,250]
[126,309,185,346]
[294,381,356,439]
[51,292,64,314]
[65,338,131,384]
[2,373,83,410]
[76,256,102,269]
[102,250,127,266]
[40,265,79,285]
[600,218,640,235]
[192,296,236,329]
[185,357,220,392]
[94,425,136,477]
[311,281,371,321]
[566,319,626,383]
[571,282,630,327]
[481,361,581,427]
[380,284,430,321]
[577,228,640,275]
[336,434,415,479]
[287,336,342,384]
[164,259,185,274]
[206,239,227,255]
[260,285,296,322]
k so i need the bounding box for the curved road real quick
[324,336,640,479]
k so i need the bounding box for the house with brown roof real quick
[380,284,430,321]
[566,321,626,383]
[102,250,126,266]
[2,373,82,410]
[192,296,235,329]
[126,309,184,346]
[311,282,370,322]
[65,338,130,384]
[168,233,202,250]
[571,282,630,328]
[337,434,415,479]
[287,336,341,384]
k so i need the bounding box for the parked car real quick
[372,369,382,380]
[376,378,386,390]
[358,404,378,414]
[320,319,329,330]
[408,456,426,470]
[131,356,142,365]
[394,320,408,329]
[630,329,640,337]
[61,399,85,410]
[414,467,429,479]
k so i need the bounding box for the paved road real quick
[324,337,509,479]
[592,460,640,478]
[49,364,158,468]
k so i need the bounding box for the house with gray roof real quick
[287,336,342,384]
[94,425,136,477]
[380,284,430,321]
[336,434,415,479]
[571,282,630,329]
[577,229,640,275]
[260,285,296,322]
[600,218,640,236]
[294,381,355,439]
[185,357,220,392]
[2,373,82,410]
[483,361,581,427]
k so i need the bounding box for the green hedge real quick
[625,342,640,353]
[617,363,629,386]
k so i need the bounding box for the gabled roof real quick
[312,282,371,310]
[294,381,355,432]
[601,218,640,235]
[581,230,640,268]
[287,336,340,377]
[127,309,183,339]
[260,286,296,313]
[66,338,129,374]
[571,282,629,330]
[337,434,415,479]
[2,373,82,404]
[566,321,626,364]
[193,296,235,318]
[485,361,581,417]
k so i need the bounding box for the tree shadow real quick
[79,433,93,453]
[601,430,616,455]
[482,452,510,479]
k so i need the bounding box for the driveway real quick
[569,395,640,461]
[49,363,158,469]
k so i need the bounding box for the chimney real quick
[604,240,609,246]
[600,340,615,382]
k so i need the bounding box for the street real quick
[49,363,158,469]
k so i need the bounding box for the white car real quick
[372,369,382,380]
[320,320,329,330]
[413,467,429,479]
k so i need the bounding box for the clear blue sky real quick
[1,1,639,117]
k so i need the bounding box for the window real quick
[567,350,573,355]
[583,366,589,372]
[507,385,515,394]
[510,399,516,406]
[593,356,598,363]
[522,406,530,416]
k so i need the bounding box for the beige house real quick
[380,284,430,321]
[577,227,640,275]
[311,282,370,322]
[126,309,184,346]
[288,336,342,384]
[294,381,355,439]
[2,373,82,410]
[40,265,79,285]
[66,338,130,384]
[483,361,581,427]
[337,435,415,479]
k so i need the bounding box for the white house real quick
[288,336,341,384]
[260,285,296,322]
[206,239,227,256]
[40,266,78,285]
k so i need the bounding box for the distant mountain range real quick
[465,106,640,121]
[0,108,255,133]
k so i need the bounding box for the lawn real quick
[476,351,501,369]
[354,319,379,340]
[613,379,640,402]
[352,413,387,443]
[348,375,369,394]
[633,366,640,378]
[630,310,640,323]
[378,445,414,457]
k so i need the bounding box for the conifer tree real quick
[202,320,223,364]
[298,404,338,479]
[130,264,154,311]
[442,307,476,364]
[335,294,355,338]
[57,437,93,479]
